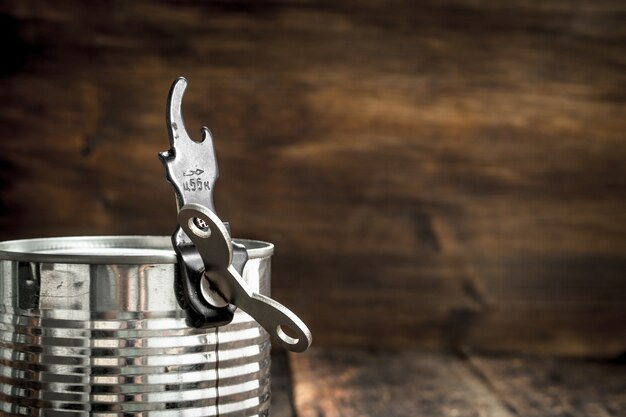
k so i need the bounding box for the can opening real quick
[0,236,273,264]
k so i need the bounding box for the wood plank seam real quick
[458,349,522,417]
[461,350,625,417]
[289,348,520,417]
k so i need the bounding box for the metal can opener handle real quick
[179,204,312,352]
[160,77,312,352]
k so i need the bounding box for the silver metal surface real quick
[0,236,273,416]
[179,204,312,353]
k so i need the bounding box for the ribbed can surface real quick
[0,236,272,417]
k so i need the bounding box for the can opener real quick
[160,77,312,353]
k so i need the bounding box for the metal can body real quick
[0,236,273,417]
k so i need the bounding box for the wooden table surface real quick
[271,348,626,417]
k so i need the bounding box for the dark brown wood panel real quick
[0,0,625,355]
[290,347,514,417]
[468,354,626,417]
[288,347,626,417]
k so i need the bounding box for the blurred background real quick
[0,0,625,364]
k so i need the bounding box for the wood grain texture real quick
[290,347,514,417]
[0,0,625,355]
[468,354,626,417]
[289,347,626,417]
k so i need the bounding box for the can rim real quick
[0,235,274,264]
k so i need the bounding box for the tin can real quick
[0,236,273,417]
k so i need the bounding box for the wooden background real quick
[0,0,625,357]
